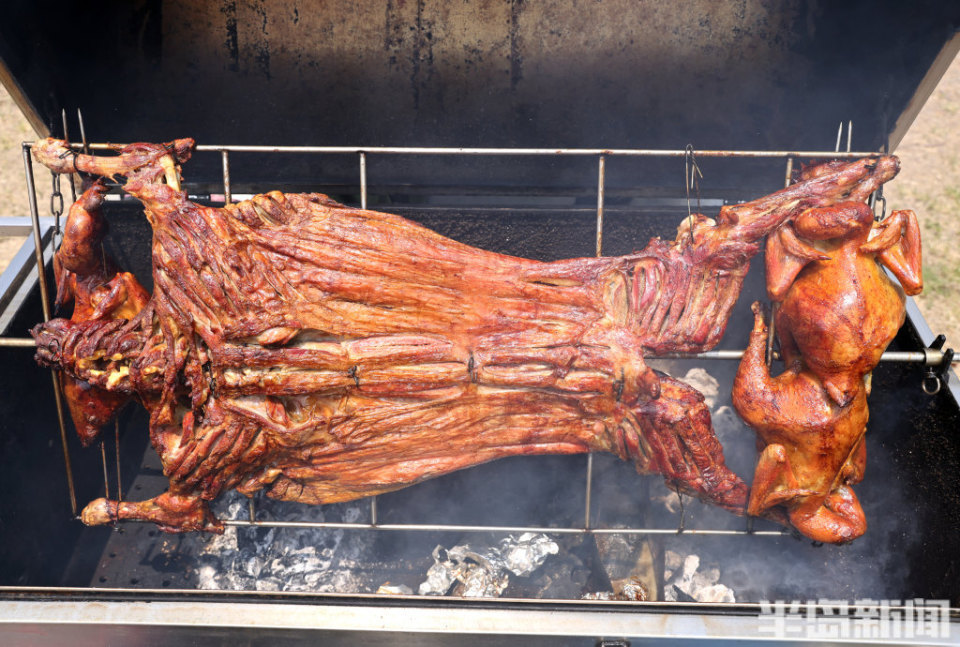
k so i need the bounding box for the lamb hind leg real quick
[633,375,748,514]
[81,488,224,534]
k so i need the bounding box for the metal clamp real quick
[922,335,954,395]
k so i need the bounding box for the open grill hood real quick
[1,1,960,645]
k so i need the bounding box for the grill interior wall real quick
[2,2,959,180]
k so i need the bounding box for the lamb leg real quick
[81,488,223,534]
[630,374,748,514]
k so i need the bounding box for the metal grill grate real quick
[6,141,954,540]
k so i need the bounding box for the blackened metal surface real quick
[1,1,959,187]
[0,279,149,587]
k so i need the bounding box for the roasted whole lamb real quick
[733,172,922,544]
[31,138,898,533]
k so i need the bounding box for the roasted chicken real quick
[53,178,150,446]
[31,138,898,533]
[734,184,922,543]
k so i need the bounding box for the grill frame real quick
[0,141,958,646]
[2,2,960,639]
[10,140,956,541]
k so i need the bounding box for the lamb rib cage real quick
[19,140,938,539]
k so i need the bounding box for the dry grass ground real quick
[883,55,960,346]
[0,57,958,345]
[0,88,39,269]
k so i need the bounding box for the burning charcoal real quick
[582,574,649,602]
[196,564,219,590]
[191,493,378,593]
[597,536,658,602]
[594,534,635,577]
[526,551,589,599]
[615,579,648,601]
[255,578,281,592]
[595,534,656,584]
[581,591,614,600]
[694,584,735,603]
[243,555,263,578]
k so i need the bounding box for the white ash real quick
[582,579,648,602]
[194,491,375,593]
[501,532,560,576]
[377,583,414,595]
[663,550,736,603]
[581,591,614,600]
[677,368,720,409]
[418,533,559,598]
[653,490,683,514]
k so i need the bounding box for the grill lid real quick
[1,1,959,185]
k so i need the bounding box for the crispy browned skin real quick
[53,179,150,447]
[734,186,922,544]
[31,139,899,533]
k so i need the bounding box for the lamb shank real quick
[31,138,898,533]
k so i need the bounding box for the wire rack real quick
[3,141,954,540]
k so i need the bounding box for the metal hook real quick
[874,192,887,221]
[674,484,686,533]
[49,172,63,246]
[922,374,942,396]
[684,144,703,245]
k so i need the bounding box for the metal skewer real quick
[22,143,77,517]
